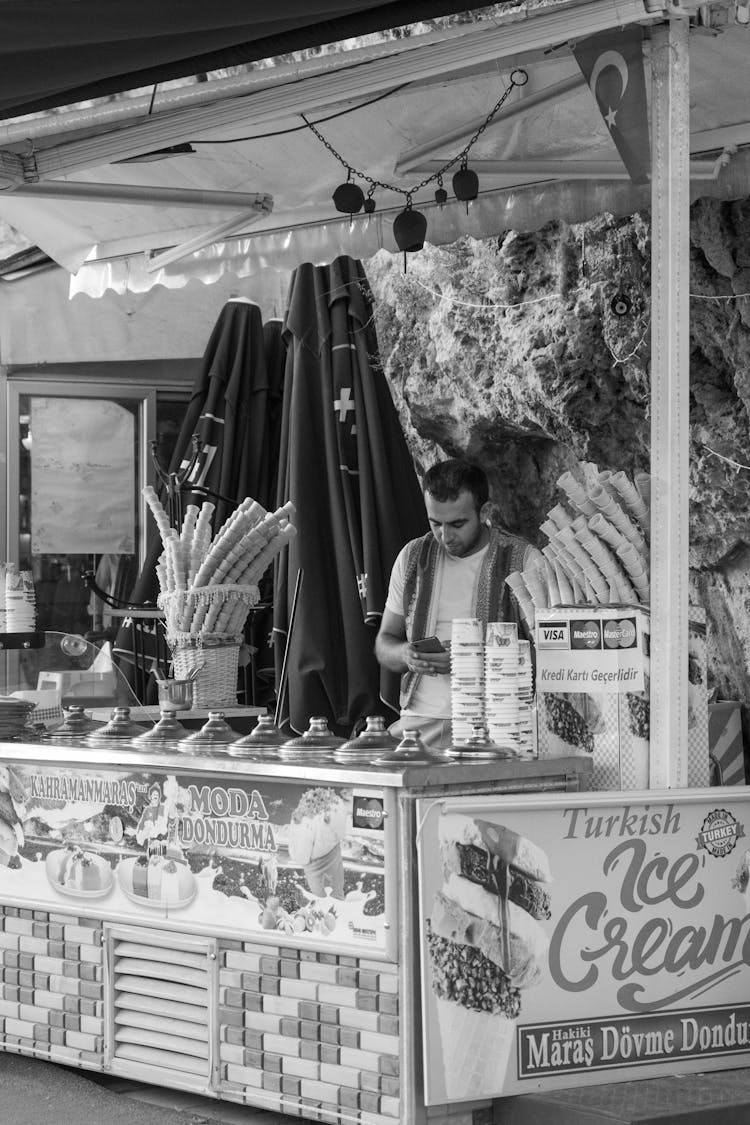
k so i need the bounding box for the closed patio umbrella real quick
[273,255,427,734]
[114,297,279,697]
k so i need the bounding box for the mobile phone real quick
[412,636,445,653]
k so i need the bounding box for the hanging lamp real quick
[452,158,479,213]
[393,196,427,272]
[332,171,364,217]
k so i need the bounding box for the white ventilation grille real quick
[106,926,217,1088]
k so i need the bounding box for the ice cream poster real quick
[0,765,391,953]
[417,791,750,1103]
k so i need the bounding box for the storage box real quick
[36,670,117,705]
[536,607,649,790]
[535,606,709,790]
[708,700,745,785]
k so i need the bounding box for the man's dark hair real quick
[422,459,489,512]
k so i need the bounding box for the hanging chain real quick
[301,69,528,201]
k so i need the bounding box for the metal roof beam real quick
[3,181,274,210]
[402,155,727,180]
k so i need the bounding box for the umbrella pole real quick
[274,568,303,729]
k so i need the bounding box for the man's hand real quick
[376,608,450,676]
[403,642,450,677]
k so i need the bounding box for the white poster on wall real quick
[31,397,135,554]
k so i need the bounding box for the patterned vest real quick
[395,527,534,711]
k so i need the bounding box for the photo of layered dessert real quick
[426,812,552,1099]
[117,842,196,909]
[46,844,114,898]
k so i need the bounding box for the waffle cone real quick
[434,995,516,1100]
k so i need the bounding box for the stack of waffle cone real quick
[434,995,516,1099]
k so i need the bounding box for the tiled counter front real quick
[219,941,399,1124]
[0,906,103,1067]
[0,906,400,1125]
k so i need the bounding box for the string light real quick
[302,69,528,261]
[689,291,750,300]
[411,276,571,310]
[702,445,750,473]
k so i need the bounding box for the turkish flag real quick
[573,25,650,185]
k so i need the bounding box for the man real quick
[375,459,541,748]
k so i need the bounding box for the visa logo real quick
[538,622,568,648]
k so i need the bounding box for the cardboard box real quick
[536,607,649,790]
[36,670,117,705]
[535,606,709,790]
[708,700,745,785]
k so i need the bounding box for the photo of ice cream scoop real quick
[427,812,552,1101]
[287,787,349,898]
[731,850,750,908]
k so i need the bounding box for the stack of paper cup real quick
[484,621,519,750]
[517,639,535,756]
[450,618,485,744]
[5,566,36,632]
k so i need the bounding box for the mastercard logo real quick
[603,618,637,649]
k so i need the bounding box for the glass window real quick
[8,379,186,646]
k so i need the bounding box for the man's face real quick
[424,489,486,558]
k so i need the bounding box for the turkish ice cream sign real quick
[0,765,391,954]
[417,790,750,1103]
[536,607,646,693]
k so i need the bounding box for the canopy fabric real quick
[273,255,428,733]
[1,2,749,289]
[0,0,485,119]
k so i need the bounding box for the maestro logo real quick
[570,618,602,650]
[352,794,385,831]
[603,616,638,650]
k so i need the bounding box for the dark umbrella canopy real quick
[259,318,287,513]
[171,297,272,525]
[273,255,427,734]
[115,298,280,694]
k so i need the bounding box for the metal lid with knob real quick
[278,716,345,761]
[177,711,239,754]
[445,724,519,760]
[85,706,147,745]
[372,728,452,765]
[228,714,288,758]
[45,705,104,741]
[333,715,398,763]
[133,710,189,750]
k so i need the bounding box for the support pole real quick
[649,17,691,788]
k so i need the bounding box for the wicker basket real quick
[172,635,241,710]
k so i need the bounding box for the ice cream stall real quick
[0,705,590,1125]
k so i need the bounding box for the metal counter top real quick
[0,738,592,791]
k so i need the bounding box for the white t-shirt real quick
[385,541,489,719]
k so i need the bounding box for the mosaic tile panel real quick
[219,942,400,1125]
[0,905,104,1068]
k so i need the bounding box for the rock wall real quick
[365,196,750,713]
